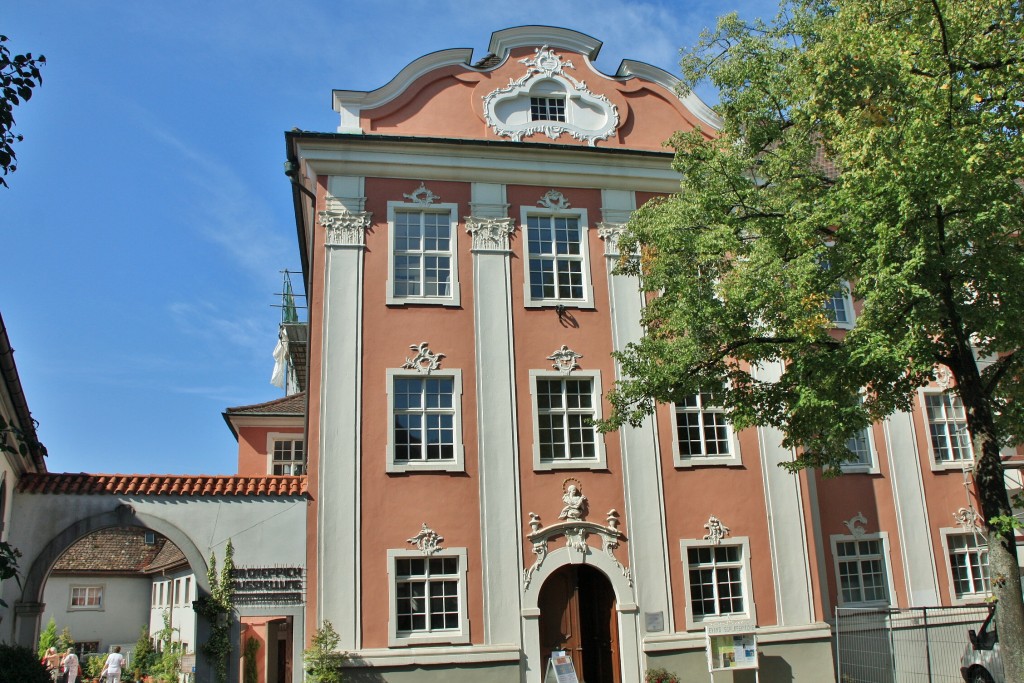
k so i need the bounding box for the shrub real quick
[304,621,346,683]
[0,643,50,683]
[644,667,680,683]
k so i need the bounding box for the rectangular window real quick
[74,642,99,658]
[387,203,460,306]
[152,584,157,607]
[680,537,754,628]
[272,438,306,475]
[530,96,566,122]
[925,393,972,463]
[388,548,469,646]
[841,427,874,470]
[687,545,746,618]
[835,538,890,605]
[674,392,737,463]
[825,286,853,326]
[946,532,989,600]
[394,377,455,463]
[530,370,606,471]
[387,370,464,473]
[70,585,103,610]
[537,378,596,462]
[527,215,584,301]
[184,577,191,604]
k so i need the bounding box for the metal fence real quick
[835,605,995,683]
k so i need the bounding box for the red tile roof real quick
[144,538,188,573]
[52,527,167,574]
[17,473,307,497]
[225,392,306,415]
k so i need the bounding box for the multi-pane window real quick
[836,538,889,604]
[825,287,852,326]
[393,210,453,299]
[70,585,103,609]
[675,392,732,460]
[536,378,596,462]
[843,427,873,468]
[530,96,566,122]
[527,215,585,301]
[394,377,456,463]
[272,439,305,475]
[925,393,972,463]
[687,545,746,619]
[395,556,461,636]
[948,533,989,599]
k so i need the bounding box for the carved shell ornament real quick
[402,342,445,374]
[953,506,982,531]
[844,512,869,538]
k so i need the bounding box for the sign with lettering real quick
[706,629,758,672]
[231,566,305,605]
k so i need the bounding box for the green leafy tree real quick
[603,0,1024,678]
[0,34,45,188]
[149,611,183,683]
[197,540,234,683]
[303,621,346,683]
[56,627,74,655]
[132,625,157,678]
[242,636,260,683]
[37,617,57,659]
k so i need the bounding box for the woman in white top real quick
[100,646,124,683]
[62,648,80,683]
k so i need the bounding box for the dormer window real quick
[530,96,566,122]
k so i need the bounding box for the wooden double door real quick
[538,565,621,683]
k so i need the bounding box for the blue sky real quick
[4,0,779,475]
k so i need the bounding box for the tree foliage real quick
[0,643,49,683]
[132,625,158,678]
[197,540,234,683]
[36,618,57,659]
[304,621,346,683]
[604,0,1024,677]
[0,34,45,188]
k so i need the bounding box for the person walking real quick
[62,648,80,683]
[100,646,124,683]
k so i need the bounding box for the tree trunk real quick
[952,353,1024,683]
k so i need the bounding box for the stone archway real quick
[14,505,213,675]
[522,545,640,683]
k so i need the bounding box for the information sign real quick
[543,651,580,683]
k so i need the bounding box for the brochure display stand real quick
[543,651,580,683]
[705,621,759,683]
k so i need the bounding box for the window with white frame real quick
[529,370,606,470]
[387,548,469,646]
[386,370,464,473]
[70,585,103,610]
[924,392,972,464]
[522,207,594,308]
[841,426,875,472]
[270,436,305,475]
[832,536,891,605]
[825,284,854,327]
[680,538,753,627]
[530,96,566,122]
[673,391,740,465]
[943,530,989,601]
[387,203,460,306]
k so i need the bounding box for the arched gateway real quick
[4,473,307,682]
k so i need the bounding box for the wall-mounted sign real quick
[231,566,304,605]
[705,620,759,680]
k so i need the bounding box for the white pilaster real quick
[318,175,369,650]
[599,189,675,653]
[752,361,816,626]
[468,182,523,646]
[884,409,940,605]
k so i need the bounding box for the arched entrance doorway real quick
[538,564,620,683]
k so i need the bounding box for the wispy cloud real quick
[167,301,269,353]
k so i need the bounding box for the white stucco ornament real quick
[466,216,515,251]
[703,515,731,545]
[407,523,445,556]
[547,345,582,375]
[482,45,620,145]
[402,342,446,374]
[319,208,372,246]
[403,182,439,205]
[953,506,981,531]
[523,500,630,589]
[538,189,571,211]
[844,512,869,538]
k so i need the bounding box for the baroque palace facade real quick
[283,25,1021,683]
